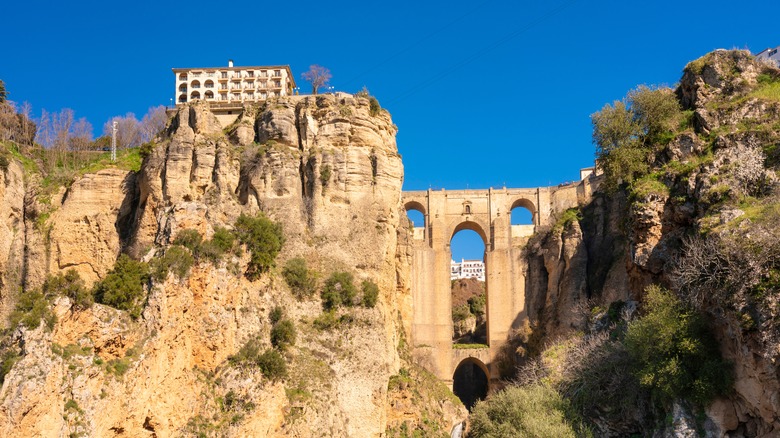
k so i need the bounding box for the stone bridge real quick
[402,179,595,395]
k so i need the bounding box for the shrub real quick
[452,304,471,323]
[313,311,340,330]
[229,337,263,365]
[368,97,381,117]
[469,384,591,438]
[43,269,92,310]
[361,280,379,308]
[150,245,194,281]
[269,306,283,325]
[320,165,331,187]
[92,254,150,319]
[270,319,296,350]
[624,285,732,406]
[282,258,317,299]
[321,271,356,310]
[172,229,203,252]
[0,349,20,384]
[468,293,485,316]
[0,153,8,172]
[257,349,287,381]
[234,213,284,280]
[9,289,56,330]
[211,226,236,253]
[196,240,225,264]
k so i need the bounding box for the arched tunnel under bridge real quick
[452,357,489,410]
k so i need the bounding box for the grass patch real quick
[748,81,780,102]
[452,343,489,349]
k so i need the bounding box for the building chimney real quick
[228,59,234,68]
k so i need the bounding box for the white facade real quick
[756,46,780,67]
[451,259,485,282]
[173,61,296,105]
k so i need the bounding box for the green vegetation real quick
[592,85,683,192]
[630,173,670,200]
[282,257,317,299]
[321,271,357,310]
[9,289,56,330]
[0,349,20,384]
[92,254,150,319]
[234,213,284,280]
[256,349,287,381]
[369,97,381,117]
[270,319,296,350]
[150,245,194,281]
[172,229,203,252]
[553,208,583,233]
[172,226,237,266]
[469,384,591,438]
[361,280,379,308]
[385,365,461,438]
[43,269,92,310]
[451,304,471,323]
[625,286,731,406]
[320,164,332,188]
[452,343,488,349]
[269,306,283,325]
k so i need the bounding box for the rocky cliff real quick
[0,94,461,437]
[512,50,780,437]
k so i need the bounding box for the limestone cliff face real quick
[0,159,25,322]
[0,95,417,437]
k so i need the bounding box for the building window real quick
[221,72,228,78]
[178,73,187,80]
[191,80,201,89]
[190,91,200,100]
[248,71,254,77]
[273,70,281,77]
[465,205,471,214]
[260,70,267,77]
[179,84,187,92]
[204,80,214,88]
[205,90,214,100]
[178,94,187,103]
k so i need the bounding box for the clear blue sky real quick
[2,0,775,260]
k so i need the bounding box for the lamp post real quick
[111,121,118,162]
[293,87,300,95]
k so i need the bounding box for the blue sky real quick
[2,0,776,260]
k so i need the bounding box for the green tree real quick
[234,213,284,280]
[469,384,590,437]
[257,349,287,381]
[43,269,92,310]
[9,289,56,330]
[321,271,356,310]
[172,229,203,253]
[283,257,317,299]
[625,285,732,406]
[270,319,296,350]
[92,254,150,319]
[361,280,379,308]
[150,245,194,281]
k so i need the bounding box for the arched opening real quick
[178,94,187,103]
[510,198,536,238]
[178,84,187,92]
[190,91,200,100]
[191,80,201,89]
[178,73,187,81]
[453,358,489,410]
[404,201,426,241]
[204,90,214,100]
[204,80,214,88]
[450,222,487,346]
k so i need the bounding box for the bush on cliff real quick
[234,213,284,280]
[9,289,56,330]
[624,285,732,407]
[361,279,379,308]
[150,245,194,281]
[282,257,317,299]
[321,271,356,310]
[43,269,92,310]
[469,384,591,438]
[92,254,150,319]
[270,319,296,350]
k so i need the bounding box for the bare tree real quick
[104,113,141,149]
[139,105,168,143]
[69,118,93,152]
[35,109,52,148]
[0,100,19,143]
[51,108,74,151]
[301,65,332,95]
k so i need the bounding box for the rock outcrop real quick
[0,95,430,437]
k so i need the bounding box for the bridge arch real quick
[449,219,489,248]
[452,357,489,410]
[509,197,537,225]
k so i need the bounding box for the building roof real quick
[172,65,296,88]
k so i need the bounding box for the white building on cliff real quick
[755,46,780,67]
[173,60,296,105]
[451,259,485,282]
